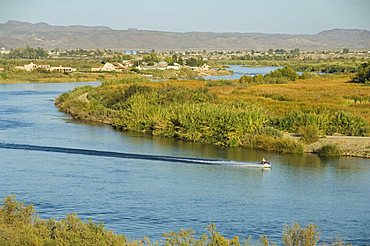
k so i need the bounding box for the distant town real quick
[1,46,369,78]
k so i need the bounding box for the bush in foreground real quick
[0,195,126,245]
[0,196,352,245]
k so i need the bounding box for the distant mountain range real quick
[1,20,370,50]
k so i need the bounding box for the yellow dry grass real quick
[209,76,369,122]
[106,75,369,122]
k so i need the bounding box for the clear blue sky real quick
[1,0,369,34]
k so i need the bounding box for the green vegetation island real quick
[1,47,370,158]
[0,196,351,245]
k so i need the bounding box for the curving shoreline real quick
[55,86,370,158]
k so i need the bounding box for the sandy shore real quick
[306,136,370,158]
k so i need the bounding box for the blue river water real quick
[0,82,369,244]
[204,65,281,80]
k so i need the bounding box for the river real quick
[204,65,282,80]
[0,82,369,244]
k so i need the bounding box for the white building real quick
[15,62,75,73]
[47,66,76,73]
[15,62,38,71]
[200,64,211,71]
[91,62,116,72]
[166,63,181,70]
[0,47,9,55]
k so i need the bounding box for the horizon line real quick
[2,20,370,36]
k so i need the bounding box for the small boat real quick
[260,161,271,168]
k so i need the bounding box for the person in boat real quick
[261,157,269,165]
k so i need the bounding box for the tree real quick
[353,62,370,84]
[265,66,298,81]
[253,74,264,83]
[185,57,204,67]
[142,52,160,65]
[177,57,184,65]
[8,46,48,59]
[164,56,174,65]
[290,48,300,56]
[185,57,198,67]
[275,48,286,54]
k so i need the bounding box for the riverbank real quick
[307,136,370,158]
[197,69,233,77]
[3,64,369,157]
[55,73,369,157]
[283,134,370,158]
[0,70,140,84]
[0,69,233,84]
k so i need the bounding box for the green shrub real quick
[239,66,298,85]
[254,74,265,83]
[255,126,283,138]
[319,144,342,157]
[261,93,291,102]
[274,111,369,137]
[206,80,236,87]
[102,77,148,85]
[239,74,254,84]
[352,62,370,84]
[298,125,320,144]
[0,196,352,245]
[0,72,9,79]
[283,223,320,246]
[265,66,298,81]
[299,72,318,80]
[273,111,329,133]
[240,134,304,154]
[329,111,369,136]
[0,196,126,245]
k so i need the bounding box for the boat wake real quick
[0,142,262,167]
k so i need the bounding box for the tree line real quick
[7,46,48,59]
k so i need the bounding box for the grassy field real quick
[217,58,366,74]
[0,69,142,84]
[133,74,369,123]
[206,75,369,122]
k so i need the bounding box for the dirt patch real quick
[77,92,89,103]
[285,133,370,158]
[306,136,370,158]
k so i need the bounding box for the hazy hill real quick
[1,21,369,50]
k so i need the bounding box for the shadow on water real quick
[0,142,270,168]
[64,117,269,163]
[132,131,370,173]
[63,117,368,173]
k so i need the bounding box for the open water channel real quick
[0,81,369,244]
